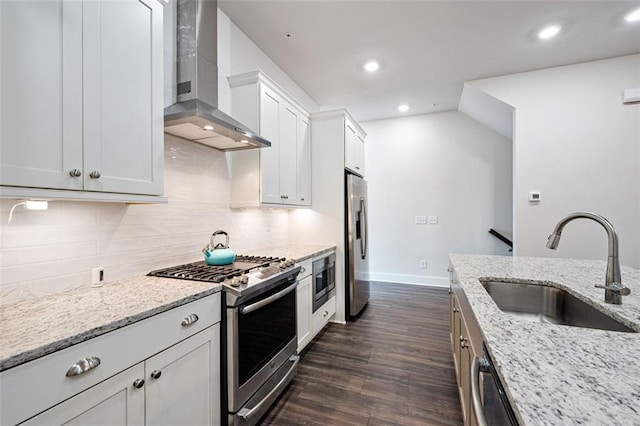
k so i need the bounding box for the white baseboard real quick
[369,272,449,288]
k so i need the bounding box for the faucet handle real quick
[595,283,631,296]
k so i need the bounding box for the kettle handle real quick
[210,230,229,249]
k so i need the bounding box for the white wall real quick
[469,54,640,268]
[362,111,513,286]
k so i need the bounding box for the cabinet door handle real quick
[300,267,306,274]
[65,356,101,377]
[89,171,101,179]
[355,166,360,170]
[181,313,199,326]
[323,310,329,317]
[133,378,145,389]
[69,169,82,177]
[451,279,458,284]
[150,370,162,379]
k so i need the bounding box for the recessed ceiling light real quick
[203,125,214,131]
[537,24,561,40]
[398,104,410,112]
[364,61,380,72]
[624,7,640,23]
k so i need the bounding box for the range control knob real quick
[285,259,295,267]
[279,261,287,269]
[230,277,241,287]
[239,275,249,285]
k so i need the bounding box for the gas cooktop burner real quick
[147,255,286,284]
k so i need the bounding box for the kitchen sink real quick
[479,280,636,333]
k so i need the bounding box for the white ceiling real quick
[218,1,640,123]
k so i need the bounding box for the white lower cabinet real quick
[296,275,313,352]
[22,364,146,426]
[312,295,336,336]
[1,294,221,426]
[145,325,220,426]
[24,326,219,426]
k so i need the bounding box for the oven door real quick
[227,279,298,416]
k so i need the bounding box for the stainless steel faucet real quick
[546,212,630,304]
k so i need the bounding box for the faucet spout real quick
[546,212,629,304]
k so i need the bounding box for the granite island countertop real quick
[449,254,640,425]
[0,244,335,372]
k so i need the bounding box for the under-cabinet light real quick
[538,24,561,40]
[624,8,640,23]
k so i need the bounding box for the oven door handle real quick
[471,357,491,426]
[237,354,300,421]
[239,281,298,315]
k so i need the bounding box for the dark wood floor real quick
[260,282,463,425]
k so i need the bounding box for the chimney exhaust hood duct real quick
[164,0,271,151]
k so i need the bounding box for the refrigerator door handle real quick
[360,196,367,260]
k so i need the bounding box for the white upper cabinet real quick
[344,117,365,177]
[228,71,311,207]
[0,0,165,200]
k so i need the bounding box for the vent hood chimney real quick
[164,0,271,150]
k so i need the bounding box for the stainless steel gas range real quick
[148,255,301,425]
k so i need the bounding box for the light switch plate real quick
[415,216,427,224]
[428,215,438,224]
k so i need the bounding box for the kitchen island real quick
[449,254,640,425]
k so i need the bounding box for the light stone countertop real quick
[0,276,222,372]
[449,254,640,426]
[246,244,336,262]
[0,244,335,372]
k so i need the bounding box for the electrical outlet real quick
[92,267,104,285]
[420,260,427,269]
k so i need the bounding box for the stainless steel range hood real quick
[164,0,271,151]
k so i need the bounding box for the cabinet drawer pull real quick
[355,166,360,170]
[133,378,145,389]
[323,310,329,317]
[65,356,101,377]
[451,279,458,284]
[300,267,306,274]
[89,171,101,179]
[150,370,162,379]
[181,313,199,326]
[69,169,82,177]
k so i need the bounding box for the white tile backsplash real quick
[0,136,290,304]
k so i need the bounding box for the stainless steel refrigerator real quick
[345,173,370,319]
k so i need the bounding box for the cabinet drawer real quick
[0,293,221,425]
[297,258,313,279]
[312,295,336,335]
